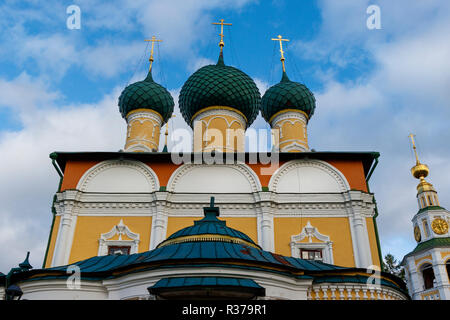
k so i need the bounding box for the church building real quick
[0,21,409,300]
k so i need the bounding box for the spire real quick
[212,19,232,54]
[409,134,429,180]
[217,50,225,66]
[271,34,290,73]
[144,36,163,73]
[408,134,440,208]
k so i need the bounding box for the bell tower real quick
[402,134,450,300]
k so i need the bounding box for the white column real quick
[406,256,423,300]
[256,196,275,252]
[260,212,274,252]
[431,249,450,300]
[51,201,75,266]
[348,198,372,268]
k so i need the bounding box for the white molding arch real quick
[77,159,160,193]
[268,159,350,193]
[167,163,262,193]
[98,219,140,256]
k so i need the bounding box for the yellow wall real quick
[44,215,61,268]
[274,217,356,267]
[193,107,245,152]
[166,216,258,244]
[125,109,162,151]
[68,216,152,264]
[441,251,450,261]
[366,218,381,267]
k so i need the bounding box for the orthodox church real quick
[0,21,411,300]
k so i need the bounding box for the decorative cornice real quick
[126,108,163,125]
[269,109,309,125]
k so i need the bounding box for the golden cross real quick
[144,36,163,72]
[212,19,232,52]
[408,133,420,164]
[271,35,290,72]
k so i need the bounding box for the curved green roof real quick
[179,53,261,127]
[261,72,316,122]
[159,203,258,248]
[118,71,174,123]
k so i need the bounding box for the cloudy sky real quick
[0,0,449,272]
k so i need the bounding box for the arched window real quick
[421,264,435,290]
[428,195,433,206]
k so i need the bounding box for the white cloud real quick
[0,75,125,272]
[304,0,450,262]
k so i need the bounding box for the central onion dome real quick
[178,54,261,127]
[118,71,174,123]
[261,72,316,122]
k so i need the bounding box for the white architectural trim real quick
[76,159,160,192]
[167,162,262,193]
[98,219,140,256]
[268,159,351,193]
[290,221,334,264]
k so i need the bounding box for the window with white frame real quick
[98,219,140,256]
[290,221,333,264]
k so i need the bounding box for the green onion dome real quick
[118,71,174,123]
[261,72,316,123]
[179,54,261,127]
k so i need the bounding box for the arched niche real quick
[167,163,261,193]
[77,159,159,193]
[268,160,350,193]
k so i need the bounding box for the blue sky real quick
[1,0,450,272]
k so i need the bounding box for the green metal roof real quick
[118,70,174,122]
[416,206,446,215]
[150,276,263,289]
[179,53,261,127]
[261,71,316,122]
[406,237,450,256]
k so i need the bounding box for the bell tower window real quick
[421,264,435,290]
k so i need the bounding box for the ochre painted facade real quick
[273,217,356,267]
[366,217,381,266]
[47,156,378,268]
[271,110,309,152]
[192,107,246,152]
[68,216,152,264]
[124,109,163,152]
[44,215,61,268]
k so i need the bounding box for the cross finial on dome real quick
[271,35,289,73]
[212,19,232,53]
[144,36,163,73]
